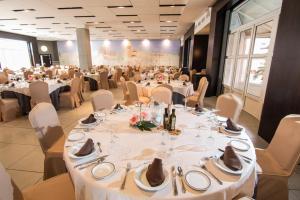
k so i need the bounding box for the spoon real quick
[120,162,131,190]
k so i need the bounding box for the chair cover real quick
[60,78,81,108]
[45,70,53,79]
[28,103,67,179]
[23,71,33,80]
[133,72,142,82]
[173,72,181,80]
[187,77,208,107]
[126,81,150,104]
[0,72,8,84]
[29,81,51,108]
[99,71,109,90]
[0,162,14,200]
[256,114,300,200]
[179,74,189,81]
[68,68,75,79]
[91,90,114,111]
[216,93,243,122]
[157,84,173,92]
[0,98,19,122]
[151,87,172,105]
[120,76,130,102]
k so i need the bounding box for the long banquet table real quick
[64,105,256,200]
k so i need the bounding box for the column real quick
[76,28,92,69]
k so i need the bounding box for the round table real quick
[64,106,256,200]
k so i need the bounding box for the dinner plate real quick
[174,104,184,108]
[229,140,250,151]
[224,127,243,135]
[68,132,85,142]
[216,116,227,122]
[185,170,211,191]
[78,117,98,126]
[68,143,97,159]
[91,162,115,180]
[134,165,170,192]
[212,157,243,175]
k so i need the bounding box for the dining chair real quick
[215,93,243,122]
[0,72,8,83]
[126,81,150,104]
[120,76,130,103]
[91,90,114,111]
[179,74,189,81]
[133,72,142,82]
[173,72,181,80]
[29,81,52,108]
[23,71,33,80]
[151,87,172,105]
[186,77,209,107]
[0,162,75,200]
[60,77,81,108]
[99,71,109,90]
[255,114,300,200]
[29,103,67,180]
[45,70,53,79]
[0,98,20,122]
[68,68,75,79]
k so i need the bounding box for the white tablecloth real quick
[64,106,256,200]
[136,80,194,97]
[0,79,67,96]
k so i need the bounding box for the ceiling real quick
[0,0,215,41]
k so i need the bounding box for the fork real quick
[120,163,131,190]
[177,166,186,193]
[97,142,102,153]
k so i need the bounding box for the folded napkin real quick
[154,101,159,106]
[183,81,187,86]
[57,79,62,83]
[226,118,242,131]
[9,83,15,87]
[221,146,242,171]
[114,103,123,110]
[146,158,165,187]
[157,81,163,84]
[194,104,203,112]
[75,138,94,156]
[146,82,150,86]
[137,80,141,83]
[81,114,97,124]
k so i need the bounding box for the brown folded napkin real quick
[226,118,242,131]
[114,104,123,110]
[57,79,62,83]
[220,146,242,171]
[194,104,203,112]
[146,158,165,187]
[81,114,96,124]
[75,138,94,157]
[146,82,150,86]
[183,81,186,86]
[154,101,159,106]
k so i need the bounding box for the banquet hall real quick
[0,0,299,200]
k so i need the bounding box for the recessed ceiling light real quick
[130,21,135,24]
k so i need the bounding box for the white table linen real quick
[64,106,256,200]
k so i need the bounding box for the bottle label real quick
[171,117,176,130]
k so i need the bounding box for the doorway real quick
[40,54,52,67]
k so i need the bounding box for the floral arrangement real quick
[155,73,165,82]
[129,102,156,131]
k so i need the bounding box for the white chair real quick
[216,93,243,122]
[0,162,75,200]
[29,103,66,180]
[126,81,150,104]
[91,90,114,111]
[151,87,172,105]
[256,114,300,200]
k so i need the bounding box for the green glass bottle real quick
[169,109,176,131]
[163,108,169,130]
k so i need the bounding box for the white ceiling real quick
[0,0,215,41]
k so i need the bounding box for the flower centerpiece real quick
[156,73,165,84]
[129,102,156,131]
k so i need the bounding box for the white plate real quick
[134,165,170,192]
[185,170,211,191]
[174,104,184,108]
[229,140,250,151]
[224,127,243,135]
[78,117,98,126]
[91,162,115,180]
[212,157,243,175]
[68,143,97,159]
[68,132,85,142]
[216,116,227,122]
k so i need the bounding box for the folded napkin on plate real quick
[154,101,159,106]
[146,82,150,86]
[183,81,186,86]
[114,104,123,110]
[226,118,242,131]
[194,104,203,112]
[75,138,94,156]
[137,80,141,83]
[146,158,165,187]
[81,114,97,124]
[221,146,242,171]
[57,79,62,83]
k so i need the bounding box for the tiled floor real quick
[0,88,299,199]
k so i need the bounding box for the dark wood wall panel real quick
[192,35,209,71]
[258,0,300,142]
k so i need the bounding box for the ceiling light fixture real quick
[130,21,135,24]
[142,39,150,47]
[66,40,73,47]
[122,39,130,47]
[104,40,110,47]
[163,39,170,47]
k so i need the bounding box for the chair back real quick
[45,70,53,79]
[114,68,122,82]
[134,72,142,82]
[189,69,197,82]
[74,71,83,78]
[59,73,69,80]
[216,93,243,122]
[151,87,172,105]
[0,72,8,84]
[157,83,173,92]
[195,77,209,106]
[70,77,81,95]
[0,162,17,200]
[23,71,33,80]
[99,71,109,90]
[173,72,181,80]
[267,114,300,175]
[29,81,51,106]
[126,81,139,102]
[91,90,114,111]
[68,68,75,79]
[120,76,128,96]
[179,74,189,81]
[29,103,60,138]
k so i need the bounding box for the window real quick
[0,38,32,70]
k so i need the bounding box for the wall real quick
[258,0,300,142]
[57,39,180,67]
[192,35,209,71]
[37,40,59,64]
[0,31,40,65]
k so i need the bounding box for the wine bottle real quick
[169,109,176,131]
[163,108,169,130]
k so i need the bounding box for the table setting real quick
[63,102,256,200]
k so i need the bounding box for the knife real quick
[73,155,108,168]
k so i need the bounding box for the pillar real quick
[76,28,92,69]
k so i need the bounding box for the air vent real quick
[107,6,133,8]
[128,25,143,28]
[0,18,17,21]
[12,9,35,12]
[74,15,95,18]
[160,25,177,27]
[160,14,181,16]
[52,22,61,24]
[20,24,28,26]
[58,7,83,10]
[60,33,72,35]
[116,14,137,17]
[12,28,22,30]
[160,20,177,23]
[36,27,51,29]
[159,4,186,7]
[65,27,76,29]
[36,16,55,19]
[95,26,111,29]
[123,21,141,23]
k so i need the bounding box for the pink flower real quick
[141,111,148,119]
[129,115,139,126]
